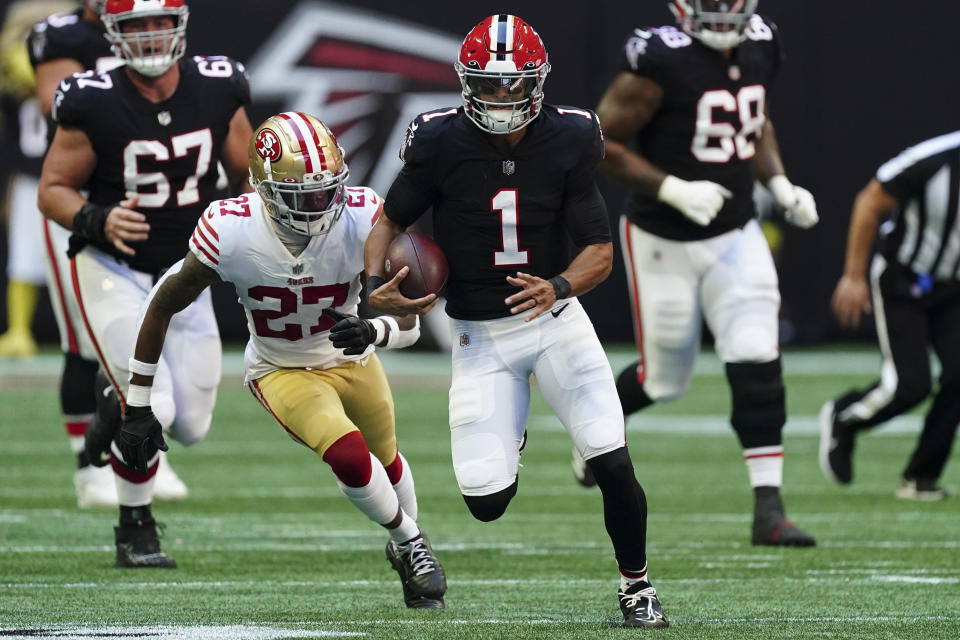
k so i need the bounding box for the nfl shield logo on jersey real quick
[459,333,470,347]
[502,160,515,175]
[157,111,172,126]
[292,263,304,275]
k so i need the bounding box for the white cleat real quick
[154,451,188,502]
[74,464,119,509]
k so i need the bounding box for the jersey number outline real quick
[248,283,351,341]
[122,128,213,208]
[692,85,765,164]
[491,189,529,266]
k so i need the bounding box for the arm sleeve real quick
[384,118,437,227]
[561,114,612,247]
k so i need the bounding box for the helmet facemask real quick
[456,62,549,134]
[103,4,188,77]
[671,0,758,51]
[255,165,350,237]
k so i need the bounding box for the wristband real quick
[72,202,113,244]
[370,317,388,347]
[126,383,152,407]
[367,275,386,295]
[549,275,572,300]
[381,316,401,349]
[128,357,159,377]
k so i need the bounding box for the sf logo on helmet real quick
[256,129,282,161]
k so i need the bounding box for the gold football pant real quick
[249,354,398,465]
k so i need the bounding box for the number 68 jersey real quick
[52,55,250,275]
[189,188,383,382]
[621,14,783,241]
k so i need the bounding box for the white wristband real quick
[767,175,795,206]
[126,383,152,407]
[380,316,401,348]
[128,357,159,377]
[369,317,388,347]
[386,316,419,350]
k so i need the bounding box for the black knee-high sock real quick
[616,362,655,417]
[588,447,647,571]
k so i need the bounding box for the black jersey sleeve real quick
[876,137,959,201]
[189,56,251,109]
[618,27,666,83]
[384,114,441,227]
[560,112,611,247]
[28,12,86,67]
[51,73,94,128]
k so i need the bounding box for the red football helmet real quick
[102,0,188,77]
[455,15,550,134]
[670,0,758,51]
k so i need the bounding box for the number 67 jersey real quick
[52,55,250,275]
[621,14,783,241]
[189,188,383,382]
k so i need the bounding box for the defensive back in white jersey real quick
[189,187,384,382]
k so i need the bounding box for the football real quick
[384,230,449,299]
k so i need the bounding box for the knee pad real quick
[462,480,517,522]
[722,323,780,363]
[451,432,510,495]
[323,431,372,488]
[726,359,785,449]
[60,353,99,415]
[615,363,655,416]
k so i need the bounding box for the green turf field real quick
[1,348,958,639]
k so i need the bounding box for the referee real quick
[820,130,960,500]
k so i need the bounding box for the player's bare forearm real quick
[596,72,665,196]
[130,253,220,386]
[843,180,897,278]
[561,242,613,296]
[754,117,787,185]
[38,127,97,229]
[364,214,405,277]
[224,107,255,195]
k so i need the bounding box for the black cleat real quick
[752,518,817,547]
[386,533,446,609]
[84,370,123,467]
[618,580,669,628]
[571,446,597,488]
[114,521,177,568]
[819,400,854,484]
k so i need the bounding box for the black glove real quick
[117,405,168,475]
[327,309,378,355]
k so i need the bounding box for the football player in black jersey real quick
[365,15,668,628]
[579,0,817,546]
[37,0,253,568]
[24,0,134,510]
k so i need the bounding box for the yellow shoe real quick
[0,330,37,359]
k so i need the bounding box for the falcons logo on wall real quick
[246,1,462,195]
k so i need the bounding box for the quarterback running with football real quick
[118,112,447,609]
[572,0,817,546]
[365,15,667,628]
[37,0,253,566]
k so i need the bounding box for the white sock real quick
[391,452,418,521]
[69,435,85,455]
[337,453,402,525]
[620,565,649,590]
[743,446,784,487]
[388,511,421,544]
[110,443,158,505]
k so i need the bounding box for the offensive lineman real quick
[116,112,447,608]
[574,0,817,546]
[365,15,668,628]
[37,0,253,565]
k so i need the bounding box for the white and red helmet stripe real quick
[278,111,327,173]
[488,14,516,64]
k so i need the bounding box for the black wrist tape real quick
[71,202,112,244]
[549,275,572,300]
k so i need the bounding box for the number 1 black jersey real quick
[52,56,250,275]
[621,15,783,241]
[385,106,611,320]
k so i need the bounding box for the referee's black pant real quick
[832,256,960,482]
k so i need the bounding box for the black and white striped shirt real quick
[877,130,960,282]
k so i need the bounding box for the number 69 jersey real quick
[52,55,250,275]
[621,15,783,241]
[189,188,383,382]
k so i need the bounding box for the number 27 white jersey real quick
[189,188,383,382]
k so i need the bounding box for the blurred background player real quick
[25,0,189,506]
[575,0,817,546]
[114,112,447,610]
[365,15,667,627]
[821,131,960,501]
[37,0,253,562]
[0,1,75,360]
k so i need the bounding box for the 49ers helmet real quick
[455,15,550,135]
[102,0,188,77]
[670,0,758,51]
[249,112,350,237]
